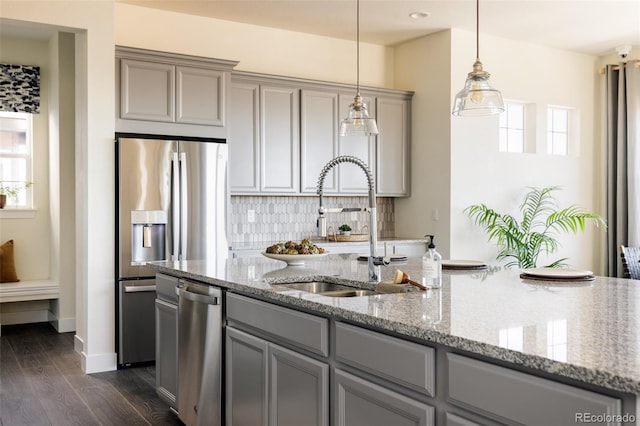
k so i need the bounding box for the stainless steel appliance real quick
[177,279,222,426]
[116,135,228,365]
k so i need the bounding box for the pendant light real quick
[452,0,504,116]
[340,0,379,136]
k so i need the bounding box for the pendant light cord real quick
[356,0,360,93]
[476,0,480,60]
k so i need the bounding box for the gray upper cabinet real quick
[337,92,375,194]
[229,81,260,193]
[175,66,225,126]
[300,89,375,195]
[228,76,300,194]
[300,89,339,194]
[229,71,412,196]
[115,46,237,139]
[376,95,411,196]
[261,84,300,193]
[120,59,175,122]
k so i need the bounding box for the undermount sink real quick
[274,281,376,297]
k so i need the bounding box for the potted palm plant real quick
[0,181,33,209]
[465,186,606,269]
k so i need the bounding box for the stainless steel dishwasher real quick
[177,279,222,426]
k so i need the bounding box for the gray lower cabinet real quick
[447,353,622,426]
[155,273,179,409]
[334,369,434,426]
[269,343,329,426]
[226,327,268,426]
[226,326,329,426]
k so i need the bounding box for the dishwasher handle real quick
[178,286,219,305]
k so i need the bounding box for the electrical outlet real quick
[248,209,256,223]
[351,212,358,221]
[431,208,439,221]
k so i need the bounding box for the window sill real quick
[0,208,37,219]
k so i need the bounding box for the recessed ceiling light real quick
[409,11,431,19]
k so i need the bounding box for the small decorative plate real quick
[442,260,488,270]
[520,267,594,279]
[261,252,329,266]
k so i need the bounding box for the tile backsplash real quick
[230,196,394,244]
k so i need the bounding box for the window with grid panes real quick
[499,102,525,153]
[0,112,33,208]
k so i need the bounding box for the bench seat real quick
[0,280,60,303]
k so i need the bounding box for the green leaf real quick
[465,186,607,269]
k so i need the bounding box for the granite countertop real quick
[229,237,427,251]
[149,254,640,395]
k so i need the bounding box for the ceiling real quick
[116,0,640,56]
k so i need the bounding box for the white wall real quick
[115,3,395,89]
[0,37,51,280]
[47,31,76,332]
[394,30,453,255]
[394,28,604,273]
[0,0,116,373]
[450,30,602,272]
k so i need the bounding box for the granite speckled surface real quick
[228,237,427,251]
[149,253,640,395]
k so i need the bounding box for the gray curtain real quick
[605,61,640,277]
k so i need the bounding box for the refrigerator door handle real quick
[171,152,180,261]
[179,152,188,261]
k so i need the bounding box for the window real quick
[547,319,568,362]
[547,107,570,155]
[0,111,33,208]
[498,326,523,351]
[499,102,525,153]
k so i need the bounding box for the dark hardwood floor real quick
[0,322,182,426]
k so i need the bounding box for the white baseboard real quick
[49,315,76,333]
[74,334,84,353]
[81,350,117,374]
[0,309,49,325]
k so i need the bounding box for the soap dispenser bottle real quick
[422,235,442,288]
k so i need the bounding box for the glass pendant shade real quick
[452,60,504,116]
[340,93,379,136]
[341,0,379,136]
[452,0,504,116]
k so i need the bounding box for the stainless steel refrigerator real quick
[115,135,228,365]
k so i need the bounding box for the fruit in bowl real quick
[265,239,326,255]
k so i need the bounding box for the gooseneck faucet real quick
[316,155,379,282]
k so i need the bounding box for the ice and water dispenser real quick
[131,210,167,265]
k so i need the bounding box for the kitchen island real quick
[150,254,639,426]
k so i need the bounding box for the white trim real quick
[0,208,37,219]
[0,309,49,325]
[81,350,117,374]
[0,279,59,303]
[74,333,84,354]
[50,316,76,333]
